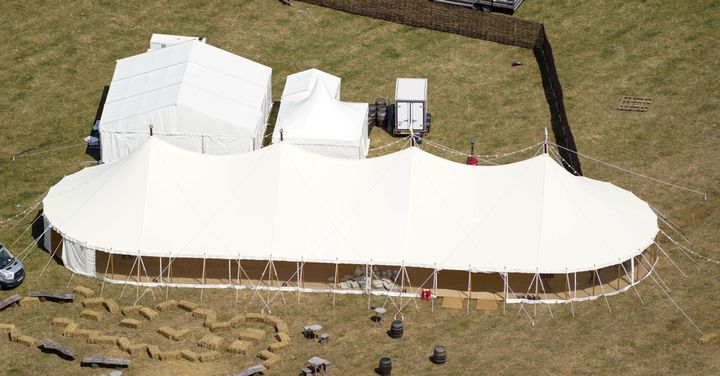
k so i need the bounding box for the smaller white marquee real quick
[273,69,369,159]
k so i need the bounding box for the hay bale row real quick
[263,354,282,369]
[117,337,132,352]
[228,340,252,355]
[73,285,95,298]
[63,323,78,337]
[126,343,150,356]
[192,308,216,320]
[210,321,231,333]
[70,328,102,339]
[245,313,288,334]
[121,306,142,316]
[102,299,119,313]
[159,350,183,360]
[229,314,245,328]
[199,351,221,363]
[139,307,159,321]
[51,317,74,328]
[80,309,104,321]
[198,334,224,350]
[0,323,17,333]
[181,350,199,362]
[8,327,23,341]
[81,297,105,309]
[16,335,39,347]
[155,299,178,312]
[147,345,161,359]
[120,318,142,329]
[19,297,40,307]
[239,328,265,342]
[88,334,118,345]
[157,326,191,341]
[178,300,198,312]
[268,340,289,352]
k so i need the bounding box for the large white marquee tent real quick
[99,40,272,163]
[43,138,658,305]
[273,69,369,159]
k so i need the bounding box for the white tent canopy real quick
[44,138,658,275]
[99,40,272,163]
[273,71,369,159]
[281,68,341,101]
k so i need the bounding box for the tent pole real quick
[366,263,372,310]
[400,265,405,310]
[565,272,575,317]
[166,256,173,301]
[136,254,141,302]
[119,256,138,301]
[431,267,437,313]
[466,269,471,316]
[159,257,163,285]
[111,254,115,280]
[227,259,232,290]
[631,257,635,284]
[533,272,540,318]
[620,261,644,305]
[235,257,241,304]
[594,269,612,313]
[573,272,577,299]
[591,270,595,297]
[297,262,301,305]
[200,256,207,303]
[617,264,621,290]
[267,260,272,310]
[39,238,63,278]
[333,261,338,308]
[503,272,508,315]
[100,252,112,297]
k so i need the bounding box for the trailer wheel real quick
[425,111,432,134]
[387,104,396,135]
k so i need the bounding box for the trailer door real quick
[411,102,425,131]
[397,101,411,131]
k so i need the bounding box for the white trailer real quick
[389,78,430,136]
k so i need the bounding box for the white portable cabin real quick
[99,40,272,163]
[394,78,429,136]
[148,33,206,51]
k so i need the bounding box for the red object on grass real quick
[466,155,479,165]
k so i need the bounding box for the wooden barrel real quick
[375,98,387,107]
[432,345,446,364]
[378,357,392,375]
[389,320,403,339]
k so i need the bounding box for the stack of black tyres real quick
[375,98,387,130]
[368,104,377,134]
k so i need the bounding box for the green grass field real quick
[0,0,719,374]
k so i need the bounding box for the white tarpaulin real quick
[43,138,658,274]
[274,70,368,159]
[62,239,96,277]
[99,40,272,163]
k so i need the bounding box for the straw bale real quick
[198,334,224,350]
[198,350,221,363]
[228,340,252,355]
[73,285,95,298]
[80,309,103,321]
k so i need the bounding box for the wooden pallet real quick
[618,96,653,112]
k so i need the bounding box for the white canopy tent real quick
[273,70,369,159]
[44,138,657,285]
[99,40,272,163]
[281,68,341,101]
